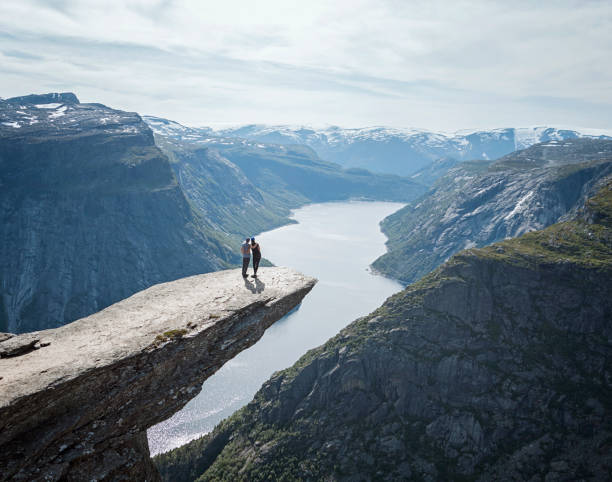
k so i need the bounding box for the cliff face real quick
[0,93,234,333]
[0,267,315,481]
[156,183,612,481]
[373,139,612,284]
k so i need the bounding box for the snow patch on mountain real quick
[504,190,535,221]
[143,115,612,179]
[35,103,63,109]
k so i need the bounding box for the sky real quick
[1,0,611,131]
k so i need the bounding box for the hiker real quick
[250,237,261,278]
[241,237,251,278]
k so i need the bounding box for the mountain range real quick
[152,120,611,178]
[146,117,426,216]
[3,91,611,481]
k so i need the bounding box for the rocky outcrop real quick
[0,93,236,333]
[0,267,316,481]
[155,183,612,481]
[373,139,612,283]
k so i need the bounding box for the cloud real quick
[0,0,610,130]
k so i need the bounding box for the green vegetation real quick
[154,329,188,346]
[156,136,294,241]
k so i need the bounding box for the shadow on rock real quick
[243,277,266,294]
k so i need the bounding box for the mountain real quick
[0,93,235,334]
[145,116,427,206]
[202,124,612,178]
[409,156,460,186]
[154,180,612,481]
[372,139,612,284]
[152,135,293,239]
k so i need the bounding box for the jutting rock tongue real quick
[0,267,316,482]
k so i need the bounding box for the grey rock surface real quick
[0,333,40,358]
[0,267,315,481]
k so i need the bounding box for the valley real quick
[155,180,612,482]
[3,2,611,480]
[147,200,404,456]
[0,94,424,334]
[1,92,610,482]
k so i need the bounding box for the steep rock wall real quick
[0,94,234,333]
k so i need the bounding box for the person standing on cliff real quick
[241,238,251,278]
[250,237,261,278]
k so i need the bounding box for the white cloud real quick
[0,0,610,130]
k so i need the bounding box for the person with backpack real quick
[250,237,261,278]
[240,237,251,278]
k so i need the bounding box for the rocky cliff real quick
[373,139,612,284]
[0,267,315,481]
[0,93,235,333]
[155,182,612,481]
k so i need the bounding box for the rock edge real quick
[0,267,316,481]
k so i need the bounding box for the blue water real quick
[148,201,404,455]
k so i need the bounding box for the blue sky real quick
[1,0,611,131]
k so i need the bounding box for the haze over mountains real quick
[146,117,611,179]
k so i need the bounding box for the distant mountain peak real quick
[5,92,80,105]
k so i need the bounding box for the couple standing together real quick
[241,237,261,278]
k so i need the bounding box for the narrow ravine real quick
[148,201,405,455]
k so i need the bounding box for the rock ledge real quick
[0,267,315,481]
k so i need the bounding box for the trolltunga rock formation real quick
[0,267,315,481]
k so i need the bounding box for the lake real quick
[147,201,405,455]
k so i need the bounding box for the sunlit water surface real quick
[148,201,404,455]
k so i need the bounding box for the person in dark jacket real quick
[250,237,261,277]
[240,237,251,278]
